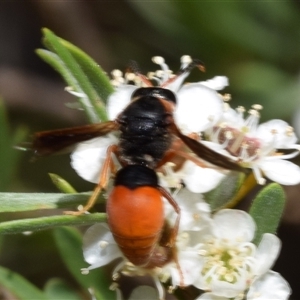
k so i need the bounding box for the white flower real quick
[197,271,291,300]
[163,188,211,232]
[208,104,300,185]
[189,209,283,299]
[70,134,118,183]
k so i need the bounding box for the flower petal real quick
[254,233,281,276]
[175,83,223,133]
[181,160,226,193]
[199,76,229,91]
[257,119,298,149]
[212,209,256,242]
[83,223,122,268]
[70,135,118,183]
[196,293,227,300]
[247,271,291,300]
[260,159,300,185]
[107,85,137,120]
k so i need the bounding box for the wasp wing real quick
[171,124,244,172]
[30,121,119,156]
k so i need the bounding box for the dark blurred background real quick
[0,1,300,299]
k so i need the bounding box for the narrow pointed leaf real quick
[0,213,106,235]
[0,265,48,300]
[60,39,114,104]
[53,227,116,300]
[49,173,77,194]
[42,28,108,122]
[44,278,82,300]
[36,49,99,123]
[0,192,107,212]
[249,183,286,245]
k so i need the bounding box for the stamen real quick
[223,93,231,102]
[125,72,136,82]
[286,126,294,136]
[111,69,123,78]
[252,104,263,110]
[153,275,165,300]
[152,56,165,65]
[99,240,108,249]
[252,167,266,185]
[229,132,245,154]
[180,55,192,67]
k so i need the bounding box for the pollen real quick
[152,56,165,65]
[286,126,294,136]
[99,240,109,248]
[252,104,263,110]
[181,55,192,64]
[223,93,231,102]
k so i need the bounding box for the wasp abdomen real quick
[106,165,170,267]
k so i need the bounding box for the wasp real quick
[28,58,243,280]
[30,58,243,215]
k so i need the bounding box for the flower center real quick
[199,239,255,285]
[213,125,261,164]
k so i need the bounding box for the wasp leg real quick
[157,187,184,286]
[64,144,119,215]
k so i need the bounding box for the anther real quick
[125,72,136,81]
[99,240,108,248]
[286,126,294,136]
[252,104,263,110]
[152,56,165,65]
[223,93,231,102]
[271,129,278,135]
[181,55,192,64]
[111,69,123,78]
[237,106,245,113]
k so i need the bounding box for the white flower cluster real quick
[82,208,290,300]
[71,56,300,190]
[68,56,296,299]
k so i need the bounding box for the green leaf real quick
[0,99,28,191]
[41,28,109,122]
[36,49,99,124]
[204,171,246,211]
[249,183,286,245]
[49,173,77,194]
[0,265,48,300]
[0,213,106,235]
[0,192,107,212]
[44,278,82,300]
[60,39,114,105]
[53,227,116,300]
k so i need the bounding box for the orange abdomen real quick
[106,186,164,266]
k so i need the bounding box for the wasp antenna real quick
[160,57,205,88]
[127,60,153,87]
[182,58,205,73]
